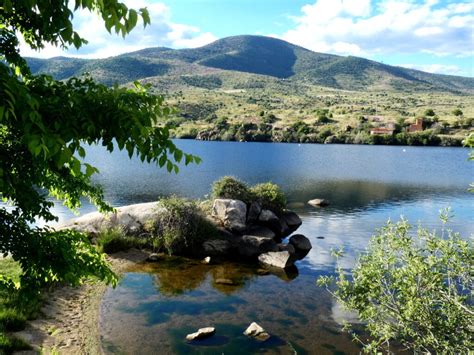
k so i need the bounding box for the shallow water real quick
[7,140,472,354]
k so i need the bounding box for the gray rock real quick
[281,210,302,230]
[247,201,262,224]
[238,235,278,258]
[258,251,295,269]
[246,225,276,240]
[60,202,165,235]
[258,209,283,236]
[289,234,312,253]
[308,198,329,207]
[243,322,270,341]
[202,239,233,256]
[212,199,247,232]
[186,327,216,341]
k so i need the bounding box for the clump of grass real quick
[0,333,31,353]
[251,182,287,213]
[0,309,27,332]
[211,176,253,203]
[96,227,149,254]
[150,196,218,255]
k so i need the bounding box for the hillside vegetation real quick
[27,35,474,145]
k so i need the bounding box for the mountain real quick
[27,35,473,93]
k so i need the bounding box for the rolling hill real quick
[27,35,473,94]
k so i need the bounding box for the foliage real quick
[150,196,218,255]
[211,176,253,203]
[251,182,287,212]
[424,108,436,116]
[452,108,463,116]
[96,227,149,254]
[317,213,474,353]
[0,0,201,293]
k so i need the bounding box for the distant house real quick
[409,118,424,132]
[370,127,395,136]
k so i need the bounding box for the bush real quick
[251,182,287,212]
[424,108,435,116]
[211,176,253,203]
[96,227,149,254]
[318,212,473,353]
[152,196,218,255]
[452,108,463,116]
[0,309,26,332]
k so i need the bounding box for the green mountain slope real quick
[26,35,473,93]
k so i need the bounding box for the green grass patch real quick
[96,227,149,254]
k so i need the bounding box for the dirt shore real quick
[13,249,149,355]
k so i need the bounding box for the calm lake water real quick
[45,141,474,353]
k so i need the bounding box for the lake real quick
[47,141,474,353]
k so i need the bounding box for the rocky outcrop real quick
[186,327,216,341]
[258,251,295,269]
[212,199,247,232]
[60,202,165,235]
[243,322,270,341]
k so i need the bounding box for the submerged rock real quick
[308,198,329,207]
[212,199,247,232]
[243,322,270,341]
[146,253,161,262]
[258,251,295,269]
[186,327,216,341]
[215,278,237,286]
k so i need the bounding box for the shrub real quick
[251,182,286,212]
[424,108,435,116]
[96,227,148,254]
[452,108,463,116]
[318,211,473,354]
[0,309,26,332]
[211,176,253,203]
[153,196,218,255]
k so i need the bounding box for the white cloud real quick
[281,0,474,57]
[20,1,217,59]
[398,63,464,75]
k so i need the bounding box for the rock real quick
[243,322,270,342]
[256,269,270,276]
[246,225,276,240]
[212,199,247,232]
[281,210,302,230]
[202,256,211,264]
[258,209,284,236]
[238,235,278,258]
[202,239,233,256]
[258,251,295,269]
[186,327,216,341]
[289,234,312,259]
[308,198,329,207]
[277,243,296,254]
[215,278,236,285]
[146,253,161,262]
[247,201,262,224]
[60,202,165,235]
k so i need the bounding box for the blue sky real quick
[20,0,474,77]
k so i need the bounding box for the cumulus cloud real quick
[281,0,474,57]
[398,63,464,75]
[19,0,217,58]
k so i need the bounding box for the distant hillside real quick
[27,35,474,94]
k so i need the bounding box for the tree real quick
[0,1,200,292]
[318,212,473,353]
[452,108,463,117]
[424,108,435,117]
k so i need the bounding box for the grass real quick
[0,258,36,354]
[96,227,150,254]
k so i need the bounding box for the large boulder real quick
[258,251,295,269]
[212,199,247,232]
[289,234,312,259]
[281,210,302,231]
[238,235,278,258]
[258,209,284,236]
[202,239,233,257]
[246,201,262,224]
[60,202,165,235]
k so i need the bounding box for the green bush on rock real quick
[211,176,253,203]
[251,182,286,212]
